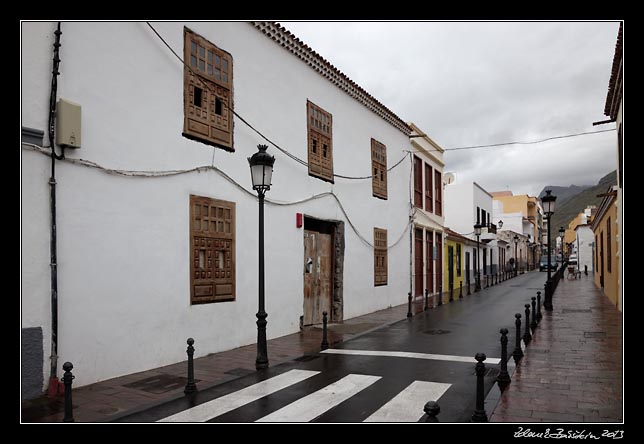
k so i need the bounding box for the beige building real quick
[591,187,619,308]
[601,23,622,312]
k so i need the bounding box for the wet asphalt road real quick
[117,271,547,423]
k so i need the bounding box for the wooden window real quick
[477,207,481,224]
[413,156,423,208]
[307,100,333,182]
[425,163,433,212]
[607,217,612,272]
[434,170,442,216]
[374,228,388,286]
[190,195,236,304]
[456,244,462,277]
[481,209,487,228]
[183,28,234,151]
[371,138,387,199]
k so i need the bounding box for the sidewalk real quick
[22,300,422,423]
[489,274,623,422]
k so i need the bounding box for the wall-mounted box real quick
[56,99,81,148]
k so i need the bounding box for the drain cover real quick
[124,374,199,394]
[294,355,320,362]
[225,367,255,377]
[423,329,451,335]
[584,331,606,338]
[562,308,591,313]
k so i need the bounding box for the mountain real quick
[538,184,591,207]
[540,171,617,235]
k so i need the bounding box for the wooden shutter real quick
[183,28,234,151]
[413,156,422,208]
[371,138,387,199]
[307,100,334,182]
[425,163,433,212]
[374,228,388,286]
[456,243,462,277]
[190,195,236,304]
[434,170,442,216]
[425,230,433,293]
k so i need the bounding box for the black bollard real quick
[62,362,75,422]
[423,400,440,423]
[530,297,538,331]
[320,311,330,350]
[497,329,511,387]
[536,291,542,322]
[184,338,197,395]
[471,353,488,422]
[523,304,532,344]
[513,313,524,362]
[407,292,412,318]
[584,264,588,276]
[459,281,463,299]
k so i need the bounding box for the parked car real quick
[539,255,558,272]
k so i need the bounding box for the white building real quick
[574,208,595,274]
[408,124,445,306]
[21,22,412,395]
[443,181,498,287]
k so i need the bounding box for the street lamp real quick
[474,223,482,291]
[559,226,565,260]
[248,144,275,370]
[513,235,519,277]
[541,190,557,311]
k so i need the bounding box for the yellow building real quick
[591,187,619,308]
[443,228,475,301]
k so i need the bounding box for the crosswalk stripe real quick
[321,348,501,364]
[157,369,320,422]
[255,374,382,422]
[364,380,451,422]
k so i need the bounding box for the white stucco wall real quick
[575,225,593,273]
[21,22,411,388]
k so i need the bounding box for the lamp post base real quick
[256,311,269,370]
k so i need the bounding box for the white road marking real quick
[157,369,320,422]
[320,348,501,364]
[364,380,451,422]
[255,374,381,422]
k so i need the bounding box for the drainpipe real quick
[46,22,65,397]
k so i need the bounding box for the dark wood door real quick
[414,228,423,296]
[426,231,433,294]
[600,232,605,288]
[448,245,454,291]
[303,230,333,325]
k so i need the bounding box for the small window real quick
[183,27,234,151]
[190,195,236,304]
[413,156,422,208]
[307,100,333,182]
[374,228,388,286]
[434,170,442,216]
[371,138,387,200]
[425,163,433,212]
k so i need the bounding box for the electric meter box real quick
[56,99,81,148]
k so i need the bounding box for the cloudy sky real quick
[284,21,620,196]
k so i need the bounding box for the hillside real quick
[538,184,591,207]
[540,170,617,234]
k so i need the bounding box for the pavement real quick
[21,270,623,423]
[489,273,623,423]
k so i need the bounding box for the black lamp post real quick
[248,144,275,370]
[559,226,565,261]
[513,234,519,277]
[474,223,482,291]
[541,190,557,311]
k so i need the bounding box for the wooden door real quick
[303,230,333,325]
[414,228,423,296]
[448,245,454,291]
[600,232,605,288]
[426,231,433,294]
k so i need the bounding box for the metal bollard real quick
[497,328,511,388]
[536,291,543,322]
[62,362,75,422]
[513,313,524,362]
[423,400,441,423]
[184,338,197,395]
[584,265,588,276]
[424,289,429,311]
[321,311,329,350]
[523,304,532,344]
[407,292,412,318]
[459,282,463,299]
[530,297,538,331]
[471,353,488,422]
